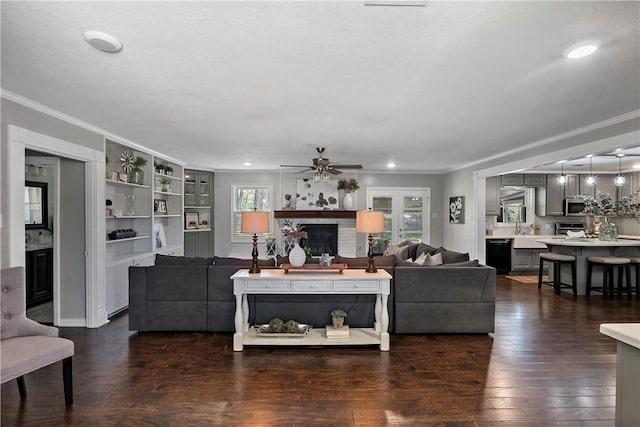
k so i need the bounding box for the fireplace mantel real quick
[274,210,356,219]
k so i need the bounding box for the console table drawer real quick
[333,280,380,292]
[292,280,331,292]
[244,281,290,291]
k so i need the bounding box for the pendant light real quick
[615,154,625,186]
[585,155,596,186]
[557,160,568,185]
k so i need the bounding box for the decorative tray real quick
[254,324,313,337]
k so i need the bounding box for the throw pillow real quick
[416,243,438,258]
[423,253,444,266]
[383,241,410,261]
[435,247,470,264]
[413,252,429,265]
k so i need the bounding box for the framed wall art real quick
[295,178,339,210]
[449,196,464,224]
[154,199,168,215]
[185,212,199,229]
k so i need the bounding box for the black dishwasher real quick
[486,239,512,274]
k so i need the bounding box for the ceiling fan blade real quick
[280,164,312,168]
[327,169,342,175]
[294,168,315,174]
[331,164,362,169]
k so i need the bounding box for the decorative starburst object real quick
[120,150,135,173]
[281,219,308,243]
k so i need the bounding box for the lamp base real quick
[365,233,377,273]
[365,264,377,274]
[249,233,261,274]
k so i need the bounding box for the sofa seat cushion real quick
[1,336,74,383]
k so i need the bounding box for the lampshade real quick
[356,210,384,233]
[241,211,270,234]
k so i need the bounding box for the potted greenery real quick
[164,165,173,176]
[330,308,348,329]
[155,163,165,174]
[129,156,147,185]
[159,177,171,192]
[303,246,312,258]
[284,193,292,208]
[337,178,359,210]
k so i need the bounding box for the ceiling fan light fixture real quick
[83,31,123,53]
[563,40,599,59]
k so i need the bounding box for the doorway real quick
[7,125,107,328]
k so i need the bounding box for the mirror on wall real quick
[24,181,48,230]
[497,187,532,223]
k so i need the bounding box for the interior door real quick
[368,188,430,254]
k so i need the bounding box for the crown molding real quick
[1,89,185,166]
[447,109,640,174]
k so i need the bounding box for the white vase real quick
[288,242,306,267]
[343,192,354,210]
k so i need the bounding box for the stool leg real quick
[586,261,593,296]
[626,265,632,300]
[553,261,561,295]
[603,266,609,300]
[538,258,544,289]
[571,261,577,296]
[636,264,640,299]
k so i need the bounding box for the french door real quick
[367,188,430,254]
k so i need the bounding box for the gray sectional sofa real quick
[128,247,496,334]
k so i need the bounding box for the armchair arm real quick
[16,318,59,337]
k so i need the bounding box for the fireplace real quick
[299,224,338,256]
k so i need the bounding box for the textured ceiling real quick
[1,1,639,172]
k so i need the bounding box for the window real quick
[231,185,272,242]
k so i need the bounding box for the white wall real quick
[214,171,445,257]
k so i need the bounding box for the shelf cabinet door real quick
[545,174,579,215]
[524,174,546,186]
[26,248,53,308]
[501,174,524,185]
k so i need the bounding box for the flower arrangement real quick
[337,178,359,193]
[281,219,308,243]
[580,191,640,218]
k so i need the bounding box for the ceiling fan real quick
[280,147,363,179]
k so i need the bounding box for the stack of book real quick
[326,325,350,339]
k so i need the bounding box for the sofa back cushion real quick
[148,266,208,300]
[333,255,397,268]
[276,255,319,266]
[213,256,276,267]
[435,247,470,264]
[155,254,214,266]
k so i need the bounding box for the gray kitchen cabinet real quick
[184,230,213,257]
[511,248,547,272]
[501,174,546,186]
[501,174,525,186]
[545,174,579,215]
[486,176,501,216]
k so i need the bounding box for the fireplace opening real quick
[299,224,338,256]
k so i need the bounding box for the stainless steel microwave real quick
[563,198,586,216]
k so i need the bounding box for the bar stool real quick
[628,257,640,300]
[586,256,632,299]
[538,252,577,296]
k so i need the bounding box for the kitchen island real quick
[536,238,640,295]
[600,323,640,426]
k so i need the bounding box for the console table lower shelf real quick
[241,327,383,347]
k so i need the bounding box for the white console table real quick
[231,269,391,351]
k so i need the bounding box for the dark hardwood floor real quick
[3,276,639,426]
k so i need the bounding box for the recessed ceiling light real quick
[242,161,252,166]
[563,41,599,59]
[83,31,123,53]
[387,162,396,168]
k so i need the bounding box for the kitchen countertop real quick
[25,243,53,251]
[536,238,640,247]
[486,234,553,239]
[600,323,640,350]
